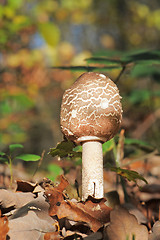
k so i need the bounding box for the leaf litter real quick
[0,173,160,239]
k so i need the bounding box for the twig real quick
[32,150,45,178]
[115,65,126,83]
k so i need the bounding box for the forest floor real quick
[0,150,160,240]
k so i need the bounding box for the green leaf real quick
[128,89,151,104]
[125,138,154,152]
[47,163,63,182]
[125,138,151,147]
[8,0,23,9]
[38,22,60,47]
[102,139,114,154]
[122,50,160,64]
[0,151,6,156]
[51,65,121,72]
[131,64,160,78]
[12,94,34,110]
[0,94,34,116]
[9,144,24,153]
[73,145,82,152]
[0,101,12,115]
[85,57,122,65]
[16,154,41,161]
[0,157,8,162]
[49,141,75,158]
[108,164,148,184]
[0,152,8,162]
[49,141,82,159]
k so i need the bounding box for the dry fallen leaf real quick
[9,193,55,222]
[149,220,160,240]
[0,189,35,211]
[105,206,148,240]
[46,190,103,232]
[0,210,9,240]
[122,203,147,224]
[44,232,61,240]
[8,211,56,240]
[45,176,111,232]
[75,196,111,224]
[16,180,37,192]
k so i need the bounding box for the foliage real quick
[47,163,63,182]
[55,49,160,82]
[0,0,160,150]
[49,134,149,186]
[0,0,159,191]
[0,144,40,185]
[49,141,82,159]
[107,164,148,185]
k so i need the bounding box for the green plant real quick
[52,49,160,81]
[47,163,63,182]
[49,131,150,193]
[0,143,41,186]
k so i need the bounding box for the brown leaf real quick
[122,203,147,224]
[105,206,148,240]
[76,196,111,224]
[44,232,61,240]
[16,180,37,192]
[8,211,56,240]
[45,176,111,232]
[46,191,111,232]
[9,193,54,222]
[44,175,69,206]
[149,220,160,240]
[0,210,9,240]
[52,199,103,232]
[56,175,70,192]
[0,189,35,211]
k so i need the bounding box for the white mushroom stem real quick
[82,140,103,200]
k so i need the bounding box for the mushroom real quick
[60,72,122,200]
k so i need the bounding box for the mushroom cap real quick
[60,72,122,144]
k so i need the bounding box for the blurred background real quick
[0,0,160,180]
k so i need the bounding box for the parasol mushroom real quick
[60,72,122,200]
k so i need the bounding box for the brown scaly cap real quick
[60,72,122,144]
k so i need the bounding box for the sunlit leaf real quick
[16,154,41,161]
[73,145,82,152]
[8,0,23,9]
[9,144,24,153]
[102,139,114,154]
[0,152,6,156]
[38,22,60,47]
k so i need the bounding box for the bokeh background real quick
[0,0,160,176]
